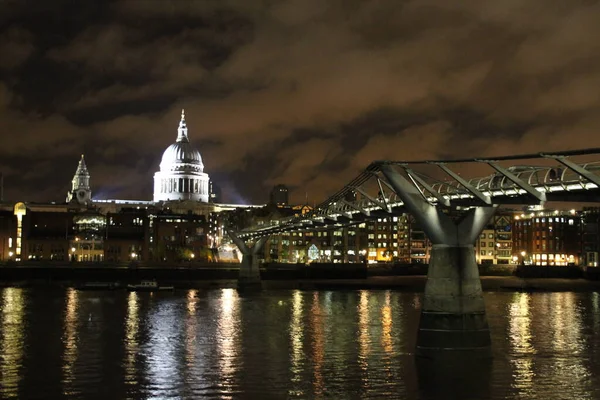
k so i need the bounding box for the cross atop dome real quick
[177,108,189,142]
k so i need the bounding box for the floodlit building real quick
[153,109,210,203]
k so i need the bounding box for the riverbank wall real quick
[1,262,600,291]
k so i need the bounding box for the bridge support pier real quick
[418,243,490,358]
[381,165,496,358]
[228,232,268,291]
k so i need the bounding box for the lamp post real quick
[520,251,526,266]
[71,247,76,262]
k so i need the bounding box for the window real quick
[481,242,486,247]
[480,250,486,256]
[488,234,494,239]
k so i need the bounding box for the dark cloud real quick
[1,0,600,205]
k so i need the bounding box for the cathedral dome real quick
[159,110,204,173]
[160,141,204,171]
[153,109,210,203]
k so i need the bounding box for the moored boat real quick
[126,280,174,291]
[75,281,120,290]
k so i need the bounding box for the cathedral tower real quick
[67,154,92,205]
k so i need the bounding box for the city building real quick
[0,110,590,268]
[512,209,581,266]
[269,184,289,207]
[0,110,265,263]
[580,207,600,266]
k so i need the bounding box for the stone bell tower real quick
[66,154,92,205]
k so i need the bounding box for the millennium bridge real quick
[230,148,600,358]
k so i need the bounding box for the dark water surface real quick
[1,288,600,399]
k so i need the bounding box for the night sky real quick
[2,1,600,205]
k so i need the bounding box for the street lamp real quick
[520,251,526,265]
[131,252,137,260]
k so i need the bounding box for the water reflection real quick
[0,288,25,398]
[124,292,139,386]
[381,290,394,376]
[217,288,240,398]
[145,295,182,397]
[4,289,600,399]
[508,292,535,397]
[358,290,370,375]
[289,290,304,397]
[62,288,79,396]
[185,290,197,368]
[381,291,393,353]
[548,293,591,399]
[310,291,325,397]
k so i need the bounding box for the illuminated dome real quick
[160,140,204,172]
[153,110,210,202]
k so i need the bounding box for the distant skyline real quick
[1,1,600,204]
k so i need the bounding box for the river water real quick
[1,287,599,399]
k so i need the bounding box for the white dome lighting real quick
[153,110,210,202]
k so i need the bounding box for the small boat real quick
[126,280,174,292]
[75,282,119,290]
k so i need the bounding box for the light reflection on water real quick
[289,290,304,398]
[62,288,79,396]
[217,288,240,398]
[124,291,139,388]
[0,288,25,398]
[2,289,600,399]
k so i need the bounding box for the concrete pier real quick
[417,245,490,358]
[381,165,495,357]
[229,232,268,291]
